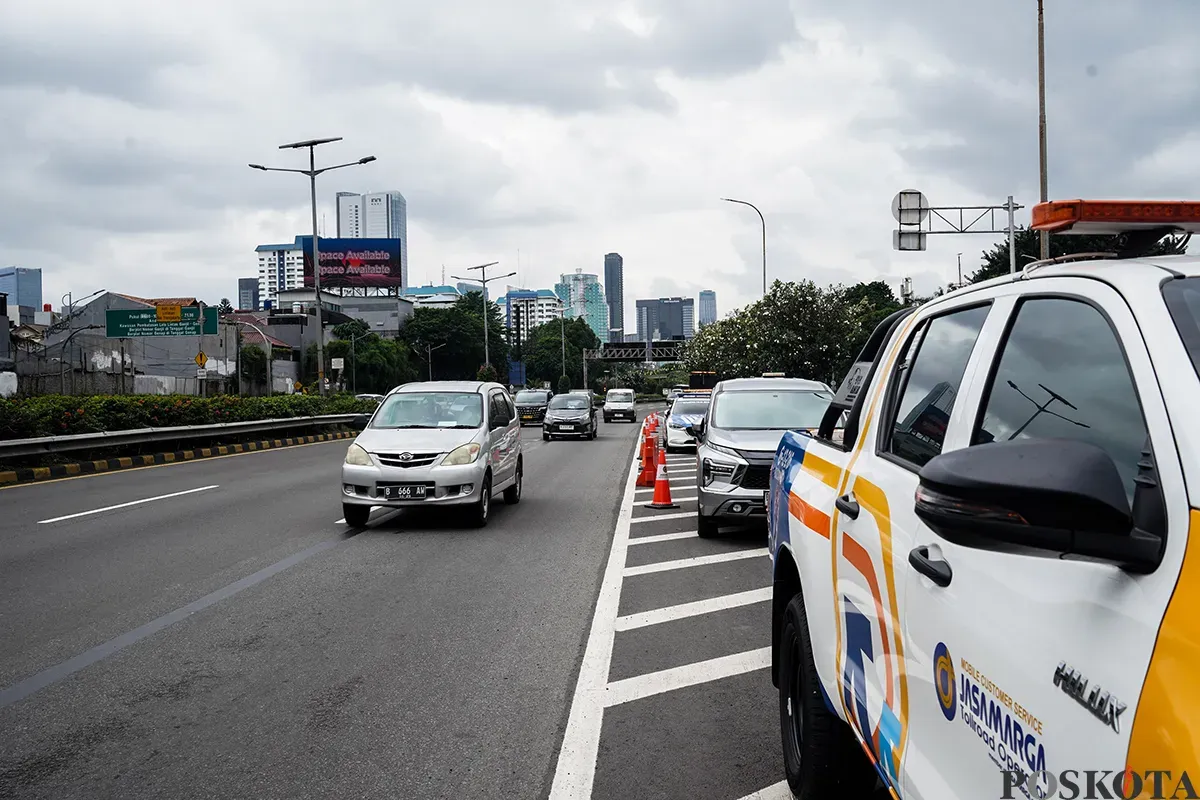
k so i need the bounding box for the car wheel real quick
[503,460,522,504]
[697,512,720,538]
[470,473,492,527]
[779,594,878,798]
[343,503,371,528]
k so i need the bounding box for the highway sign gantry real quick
[106,307,219,338]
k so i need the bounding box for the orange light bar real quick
[1032,200,1200,235]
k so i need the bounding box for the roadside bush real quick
[0,393,378,440]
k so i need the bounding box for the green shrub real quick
[0,393,379,440]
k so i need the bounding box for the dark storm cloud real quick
[834,0,1200,199]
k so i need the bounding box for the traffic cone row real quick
[637,419,657,487]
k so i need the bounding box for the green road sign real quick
[106,307,219,337]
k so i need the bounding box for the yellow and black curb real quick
[0,431,357,487]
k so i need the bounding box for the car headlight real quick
[345,443,372,466]
[705,442,742,460]
[669,421,685,429]
[702,457,738,486]
[443,442,482,466]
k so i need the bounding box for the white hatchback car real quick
[341,381,523,528]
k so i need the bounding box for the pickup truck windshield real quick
[1163,277,1200,381]
[372,392,483,429]
[711,389,833,430]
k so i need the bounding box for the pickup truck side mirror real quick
[914,438,1164,573]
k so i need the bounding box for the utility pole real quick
[720,197,767,295]
[1037,0,1050,260]
[249,137,376,396]
[957,252,963,287]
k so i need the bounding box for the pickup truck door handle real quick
[835,494,859,519]
[909,546,953,587]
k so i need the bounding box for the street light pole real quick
[1037,0,1050,260]
[450,262,513,372]
[720,198,767,294]
[249,137,377,396]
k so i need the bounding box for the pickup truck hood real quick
[354,426,480,454]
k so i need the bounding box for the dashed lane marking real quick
[614,587,772,631]
[602,647,771,707]
[38,485,220,524]
[622,548,769,577]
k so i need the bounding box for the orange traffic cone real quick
[637,430,656,487]
[645,448,678,509]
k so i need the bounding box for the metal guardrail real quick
[0,414,360,459]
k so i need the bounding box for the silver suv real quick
[341,381,523,528]
[686,377,832,537]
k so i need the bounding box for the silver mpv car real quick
[686,377,832,537]
[341,381,523,528]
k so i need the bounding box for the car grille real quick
[738,465,772,490]
[376,452,441,468]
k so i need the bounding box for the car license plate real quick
[384,484,426,500]
[522,414,534,420]
[558,424,573,431]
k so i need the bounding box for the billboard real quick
[301,236,403,289]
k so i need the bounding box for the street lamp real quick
[60,287,105,325]
[450,262,513,370]
[228,318,274,395]
[415,341,448,381]
[720,198,767,294]
[347,324,381,393]
[249,137,377,396]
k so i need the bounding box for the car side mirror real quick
[914,438,1163,573]
[685,421,704,440]
[351,414,370,430]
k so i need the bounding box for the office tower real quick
[336,191,408,287]
[635,297,696,340]
[237,278,260,311]
[554,269,608,341]
[604,253,623,340]
[698,290,717,327]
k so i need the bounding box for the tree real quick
[844,280,903,362]
[216,298,234,314]
[477,363,499,383]
[327,324,416,394]
[399,294,509,380]
[240,344,268,390]
[521,317,600,389]
[684,279,866,386]
[557,374,571,394]
[971,226,1189,284]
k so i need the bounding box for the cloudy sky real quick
[3,0,1197,322]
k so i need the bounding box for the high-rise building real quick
[0,267,42,310]
[254,240,306,306]
[497,288,564,338]
[237,278,260,311]
[336,191,408,287]
[555,269,608,341]
[603,253,624,340]
[635,297,695,340]
[698,290,717,327]
[456,281,488,301]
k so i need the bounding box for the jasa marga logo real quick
[934,641,956,721]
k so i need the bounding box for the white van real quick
[603,388,636,423]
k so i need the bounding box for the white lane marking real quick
[615,587,772,631]
[636,492,697,501]
[38,485,219,524]
[623,548,768,577]
[626,530,697,546]
[602,647,771,707]
[548,442,641,800]
[629,511,693,524]
[737,780,796,800]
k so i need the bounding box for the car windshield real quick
[710,390,833,430]
[514,390,549,404]
[371,392,483,429]
[672,399,710,416]
[549,395,589,411]
[607,391,633,402]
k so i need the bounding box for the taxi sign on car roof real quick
[1032,200,1200,235]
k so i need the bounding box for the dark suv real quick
[514,389,552,425]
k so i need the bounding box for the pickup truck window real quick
[972,297,1148,504]
[885,305,990,468]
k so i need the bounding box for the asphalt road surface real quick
[0,419,644,800]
